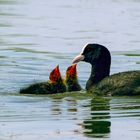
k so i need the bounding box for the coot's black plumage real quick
[73,44,140,96]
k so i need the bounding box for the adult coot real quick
[73,44,140,96]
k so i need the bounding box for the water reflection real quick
[0,95,140,140]
[50,98,62,116]
[83,97,111,138]
[66,98,78,114]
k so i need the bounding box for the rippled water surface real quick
[0,0,140,139]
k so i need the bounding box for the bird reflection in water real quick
[83,97,111,138]
[50,97,78,117]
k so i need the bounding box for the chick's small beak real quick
[73,63,77,69]
[71,63,77,74]
[72,55,85,64]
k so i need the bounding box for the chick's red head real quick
[49,65,62,82]
[66,64,77,79]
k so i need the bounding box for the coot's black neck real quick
[86,47,111,90]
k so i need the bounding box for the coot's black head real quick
[73,44,111,65]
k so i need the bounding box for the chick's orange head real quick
[49,65,62,82]
[66,64,77,78]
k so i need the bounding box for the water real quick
[0,95,140,140]
[0,0,140,139]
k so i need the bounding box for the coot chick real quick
[65,64,81,92]
[20,65,66,94]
